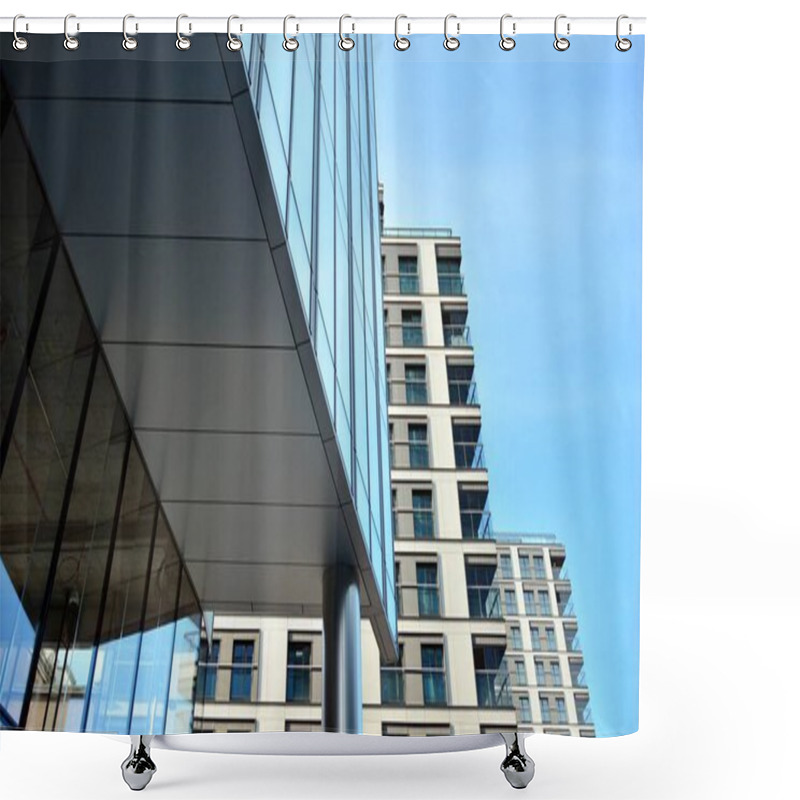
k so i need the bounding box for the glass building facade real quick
[0,100,203,733]
[240,35,396,636]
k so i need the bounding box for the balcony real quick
[460,508,493,539]
[390,439,430,470]
[560,596,576,618]
[453,441,486,470]
[438,274,466,296]
[393,505,436,540]
[385,321,424,348]
[383,272,420,295]
[475,669,513,708]
[448,379,479,406]
[467,587,502,619]
[571,665,588,688]
[387,377,428,406]
[380,668,405,705]
[442,324,471,347]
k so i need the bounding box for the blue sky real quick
[373,34,644,736]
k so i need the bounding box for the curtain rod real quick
[1,16,646,36]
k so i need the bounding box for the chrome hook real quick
[63,13,79,51]
[122,14,138,51]
[176,14,191,50]
[227,15,243,51]
[499,14,516,51]
[12,14,28,51]
[339,14,355,51]
[283,15,299,51]
[554,14,570,51]
[616,14,632,51]
[394,14,410,51]
[444,14,460,51]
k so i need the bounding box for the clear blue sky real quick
[373,34,644,737]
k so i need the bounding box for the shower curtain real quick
[0,26,644,747]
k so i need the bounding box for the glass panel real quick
[420,644,446,706]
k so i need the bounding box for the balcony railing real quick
[448,379,479,406]
[467,587,502,619]
[475,669,513,708]
[442,324,471,347]
[460,509,493,539]
[390,439,431,469]
[453,441,486,470]
[566,633,582,652]
[383,226,454,239]
[560,597,576,617]
[383,272,420,295]
[387,377,428,406]
[393,506,436,539]
[572,666,588,688]
[438,274,466,296]
[385,321,425,348]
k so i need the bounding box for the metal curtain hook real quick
[63,13,79,51]
[554,14,570,51]
[339,14,355,51]
[444,14,460,51]
[176,14,191,50]
[12,14,28,51]
[616,14,632,51]
[283,15,299,51]
[394,14,410,51]
[227,15,243,51]
[122,14,138,51]
[499,14,516,51]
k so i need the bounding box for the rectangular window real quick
[437,257,464,295]
[550,662,562,687]
[500,553,513,579]
[540,696,551,723]
[504,589,517,616]
[416,563,440,617]
[458,484,491,538]
[441,307,469,346]
[230,640,254,702]
[538,590,552,616]
[523,590,536,615]
[401,308,423,346]
[564,627,579,652]
[398,256,419,294]
[519,696,532,724]
[530,625,542,651]
[533,555,546,579]
[447,361,477,405]
[515,660,527,686]
[546,627,557,651]
[286,642,312,703]
[452,420,484,469]
[197,639,220,701]
[408,422,430,468]
[535,660,546,685]
[421,644,447,706]
[465,561,501,619]
[411,489,434,539]
[404,363,427,405]
[474,643,512,708]
[381,645,404,705]
[518,554,531,580]
[556,697,568,723]
[510,625,523,650]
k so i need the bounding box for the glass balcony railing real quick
[393,507,436,540]
[387,377,428,406]
[572,666,588,688]
[453,442,486,470]
[390,440,431,469]
[438,274,466,296]
[382,272,420,295]
[448,379,479,406]
[467,587,502,619]
[442,324,471,347]
[385,322,424,348]
[561,597,576,617]
[460,509,493,539]
[475,669,513,708]
[383,226,455,239]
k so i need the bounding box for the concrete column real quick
[322,564,362,733]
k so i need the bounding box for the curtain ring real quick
[283,15,299,51]
[553,14,570,51]
[394,14,410,51]
[227,15,243,51]
[443,14,460,51]
[122,15,138,51]
[176,14,191,50]
[339,14,355,51]
[616,15,632,51]
[12,15,29,51]
[63,13,79,51]
[499,14,516,51]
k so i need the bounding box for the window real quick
[530,625,542,651]
[546,627,557,651]
[465,561,501,619]
[197,639,220,701]
[504,589,517,615]
[447,361,477,405]
[500,553,513,579]
[437,256,464,295]
[518,554,531,580]
[535,660,546,685]
[452,421,484,469]
[411,489,434,539]
[538,590,552,616]
[550,662,562,687]
[398,256,419,294]
[533,555,546,579]
[404,363,427,404]
[441,307,469,346]
[401,308,423,346]
[381,645,404,705]
[408,422,429,468]
[286,642,312,703]
[230,640,254,702]
[556,697,568,723]
[540,696,551,724]
[474,644,512,708]
[570,660,587,687]
[458,484,491,538]
[421,644,447,706]
[519,696,532,724]
[514,660,527,686]
[523,590,536,615]
[416,563,440,617]
[564,627,579,652]
[509,626,523,650]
